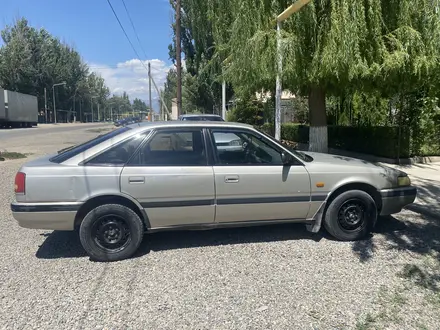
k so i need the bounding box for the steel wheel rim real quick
[337,199,367,231]
[92,214,131,253]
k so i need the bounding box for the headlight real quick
[397,175,411,187]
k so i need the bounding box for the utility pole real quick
[91,97,95,123]
[97,102,100,122]
[111,107,113,122]
[149,62,153,122]
[53,87,57,124]
[52,82,66,124]
[73,94,76,123]
[222,81,226,121]
[275,0,312,140]
[176,0,182,116]
[150,73,172,119]
[44,88,48,123]
[275,20,282,141]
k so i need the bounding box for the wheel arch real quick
[74,194,150,229]
[326,182,382,213]
[307,181,382,234]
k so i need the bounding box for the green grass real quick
[399,255,440,292]
[356,313,377,330]
[355,285,409,329]
[0,151,28,160]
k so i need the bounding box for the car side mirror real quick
[281,152,294,165]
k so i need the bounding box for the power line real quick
[105,0,172,118]
[89,64,164,73]
[105,0,144,63]
[105,0,162,75]
[121,0,150,60]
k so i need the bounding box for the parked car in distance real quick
[11,121,417,262]
[114,117,141,127]
[114,118,127,127]
[178,114,224,121]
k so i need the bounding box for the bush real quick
[258,124,412,159]
[228,98,265,125]
[327,126,411,159]
[258,123,309,144]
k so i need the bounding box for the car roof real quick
[125,120,254,133]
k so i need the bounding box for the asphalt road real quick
[0,123,111,140]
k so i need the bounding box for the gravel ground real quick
[0,125,439,329]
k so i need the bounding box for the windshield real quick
[259,130,313,162]
[50,126,132,163]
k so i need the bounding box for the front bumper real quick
[10,202,81,231]
[379,186,417,216]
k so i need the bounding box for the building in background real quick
[255,90,297,123]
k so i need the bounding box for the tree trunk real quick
[308,86,328,153]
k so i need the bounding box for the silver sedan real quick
[11,121,417,261]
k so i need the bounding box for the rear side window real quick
[85,133,147,166]
[50,127,131,163]
[128,129,207,166]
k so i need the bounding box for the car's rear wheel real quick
[79,204,144,262]
[323,190,377,241]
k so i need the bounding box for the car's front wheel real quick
[323,190,377,241]
[79,204,144,262]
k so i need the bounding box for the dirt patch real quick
[86,127,114,134]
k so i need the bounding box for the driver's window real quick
[211,130,283,165]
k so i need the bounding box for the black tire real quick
[79,204,144,262]
[323,190,377,241]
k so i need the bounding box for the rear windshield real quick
[50,126,131,163]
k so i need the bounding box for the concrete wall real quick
[4,90,38,122]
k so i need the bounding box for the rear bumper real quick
[379,186,417,216]
[10,202,81,231]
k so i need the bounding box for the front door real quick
[120,128,215,228]
[209,128,311,223]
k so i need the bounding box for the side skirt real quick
[147,218,311,233]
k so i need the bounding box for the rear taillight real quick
[14,172,26,194]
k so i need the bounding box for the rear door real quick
[209,128,311,223]
[120,127,215,228]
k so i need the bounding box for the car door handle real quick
[225,175,239,183]
[128,176,145,184]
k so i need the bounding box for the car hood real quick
[302,151,407,176]
[303,152,378,167]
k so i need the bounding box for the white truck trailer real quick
[0,89,38,128]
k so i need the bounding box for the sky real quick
[0,0,175,110]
